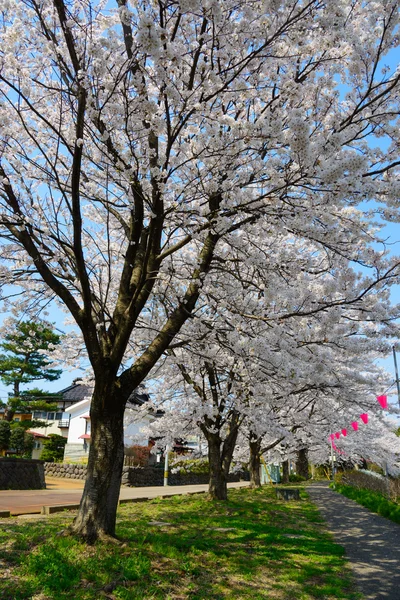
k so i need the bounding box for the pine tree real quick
[0,321,62,421]
[0,421,11,452]
[40,434,67,463]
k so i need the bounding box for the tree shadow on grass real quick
[0,488,360,600]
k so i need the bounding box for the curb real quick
[41,504,80,515]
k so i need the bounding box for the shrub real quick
[289,473,306,483]
[40,434,67,462]
[124,445,151,466]
[341,469,389,498]
[0,420,11,451]
[334,483,400,524]
[313,464,331,480]
[389,477,400,502]
[9,427,34,457]
[171,457,209,476]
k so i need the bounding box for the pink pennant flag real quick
[377,395,388,410]
[329,434,335,441]
[335,432,340,439]
[351,421,359,431]
[341,428,347,437]
[332,442,337,450]
[360,413,368,424]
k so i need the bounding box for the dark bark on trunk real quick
[205,415,240,501]
[5,381,19,422]
[296,448,310,480]
[249,435,262,488]
[207,433,227,500]
[4,407,15,422]
[71,379,125,543]
[282,460,290,483]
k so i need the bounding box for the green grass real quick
[0,487,362,599]
[333,483,400,524]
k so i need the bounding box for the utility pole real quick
[393,346,400,410]
[163,444,169,486]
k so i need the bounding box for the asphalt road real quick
[0,479,249,515]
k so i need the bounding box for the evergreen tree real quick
[0,421,11,452]
[40,434,67,463]
[9,426,34,457]
[0,321,62,421]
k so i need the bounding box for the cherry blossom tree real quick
[0,0,399,541]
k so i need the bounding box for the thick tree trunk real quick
[249,435,262,488]
[207,433,227,500]
[4,407,15,422]
[206,415,240,501]
[71,379,125,543]
[282,459,290,483]
[296,448,310,480]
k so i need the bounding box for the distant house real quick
[27,430,50,460]
[28,381,93,440]
[63,387,155,463]
[0,408,32,423]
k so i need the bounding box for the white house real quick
[63,390,155,463]
[27,381,93,441]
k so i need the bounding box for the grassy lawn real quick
[0,487,362,600]
[333,483,400,524]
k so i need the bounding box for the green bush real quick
[40,434,67,462]
[313,464,331,480]
[171,457,209,476]
[334,483,400,524]
[289,473,306,483]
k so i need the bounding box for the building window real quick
[47,412,55,421]
[33,411,48,419]
[14,418,20,422]
[55,412,63,420]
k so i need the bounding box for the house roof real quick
[57,382,149,407]
[26,430,49,439]
[57,382,93,402]
[127,391,149,407]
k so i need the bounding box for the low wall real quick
[44,463,249,487]
[121,466,250,487]
[45,462,87,480]
[0,458,45,490]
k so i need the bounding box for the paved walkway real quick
[308,482,400,600]
[0,479,249,515]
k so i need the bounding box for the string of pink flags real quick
[328,395,388,455]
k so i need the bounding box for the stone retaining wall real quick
[121,466,250,487]
[0,458,45,490]
[45,462,87,480]
[45,463,249,487]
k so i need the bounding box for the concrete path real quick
[308,481,400,600]
[0,480,249,515]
